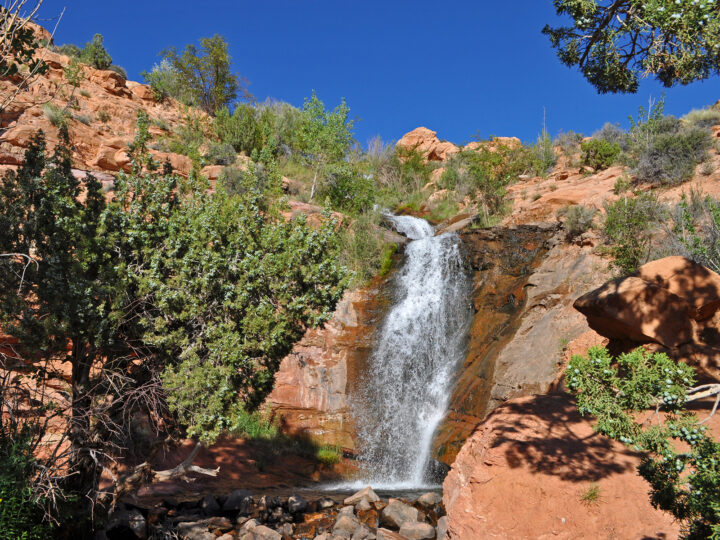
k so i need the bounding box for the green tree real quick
[78,33,112,70]
[543,0,720,93]
[297,91,354,200]
[159,35,249,114]
[566,346,720,538]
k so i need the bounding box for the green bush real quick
[78,34,112,70]
[142,59,189,103]
[682,107,720,130]
[339,212,392,286]
[323,163,376,214]
[527,128,557,177]
[669,190,720,274]
[633,127,713,185]
[214,104,262,155]
[0,429,51,539]
[581,138,621,170]
[96,110,110,123]
[603,192,663,274]
[107,64,127,79]
[316,445,342,466]
[561,204,596,239]
[42,103,68,128]
[593,123,630,152]
[554,130,584,156]
[206,142,236,166]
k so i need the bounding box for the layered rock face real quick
[396,127,459,162]
[433,223,610,463]
[266,284,393,451]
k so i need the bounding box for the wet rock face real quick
[265,282,393,452]
[433,222,611,464]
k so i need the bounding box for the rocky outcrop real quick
[0,47,198,179]
[396,127,458,162]
[442,393,682,539]
[575,256,720,348]
[432,223,611,463]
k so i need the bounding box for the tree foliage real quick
[78,33,112,70]
[566,346,720,538]
[544,0,720,93]
[157,35,249,114]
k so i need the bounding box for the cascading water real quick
[351,215,472,489]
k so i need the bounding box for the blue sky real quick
[37,1,720,146]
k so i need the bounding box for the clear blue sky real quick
[37,1,720,147]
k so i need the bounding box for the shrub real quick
[142,59,189,103]
[439,165,461,190]
[580,484,601,506]
[72,113,92,126]
[603,192,663,274]
[96,110,110,123]
[554,130,584,156]
[527,128,557,177]
[107,64,127,79]
[593,123,630,152]
[581,138,621,170]
[0,429,51,539]
[206,142,236,166]
[378,243,397,276]
[323,163,376,214]
[339,212,391,285]
[42,103,68,128]
[78,34,112,70]
[633,127,713,185]
[613,175,631,195]
[682,107,720,130]
[561,204,596,239]
[214,104,261,155]
[668,190,720,274]
[78,89,90,98]
[316,445,342,466]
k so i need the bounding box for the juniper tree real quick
[544,0,720,93]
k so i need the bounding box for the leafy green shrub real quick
[439,165,461,190]
[566,346,719,539]
[78,34,112,70]
[214,104,262,155]
[613,175,632,195]
[0,429,51,539]
[316,445,342,466]
[581,138,621,170]
[53,43,81,58]
[682,107,720,130]
[42,103,68,128]
[560,204,596,239]
[527,128,557,177]
[669,190,720,273]
[142,59,189,103]
[633,127,713,185]
[206,142,236,166]
[228,408,278,440]
[339,212,391,286]
[603,192,663,274]
[323,163,376,214]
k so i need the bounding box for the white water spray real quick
[351,215,472,489]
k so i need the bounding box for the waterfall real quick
[352,215,472,489]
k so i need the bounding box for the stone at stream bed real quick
[258,495,283,511]
[339,505,356,516]
[201,494,221,515]
[436,516,448,540]
[355,497,372,511]
[318,496,337,509]
[238,524,282,539]
[333,514,362,538]
[380,500,419,529]
[288,494,309,513]
[399,521,436,540]
[344,486,380,505]
[375,528,405,540]
[222,489,253,512]
[416,492,442,507]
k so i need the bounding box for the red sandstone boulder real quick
[443,394,681,539]
[573,256,720,348]
[396,127,458,162]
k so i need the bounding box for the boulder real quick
[223,489,253,512]
[399,522,436,540]
[436,516,447,540]
[375,529,404,540]
[239,524,282,540]
[105,507,147,539]
[344,486,379,505]
[635,256,720,320]
[288,494,308,513]
[396,127,458,162]
[416,492,442,507]
[380,500,419,529]
[338,505,355,516]
[574,276,694,348]
[332,514,362,538]
[355,497,372,511]
[201,494,221,515]
[318,496,337,509]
